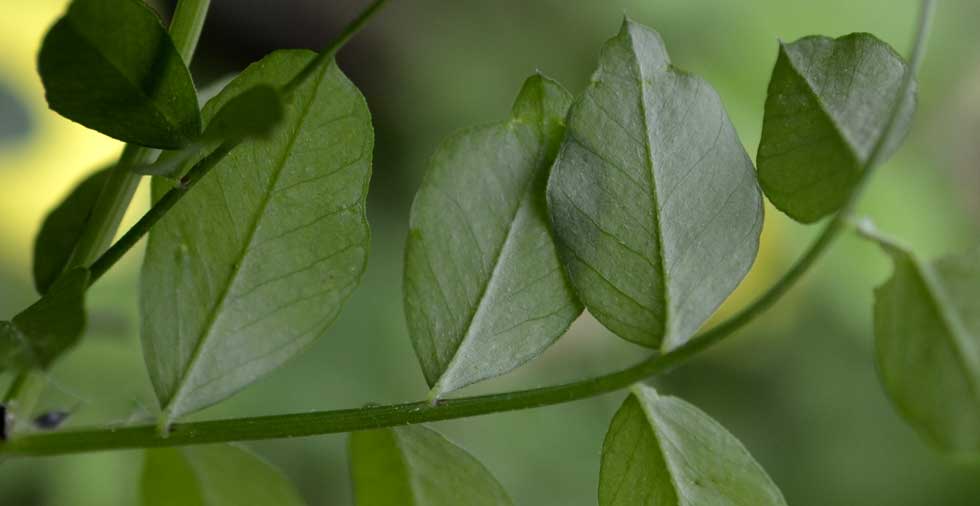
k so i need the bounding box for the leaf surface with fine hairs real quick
[404,74,581,399]
[548,19,763,350]
[141,49,372,425]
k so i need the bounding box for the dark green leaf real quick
[757,33,916,223]
[141,50,372,425]
[32,167,110,294]
[600,385,786,506]
[404,74,581,399]
[1,268,90,372]
[860,222,980,456]
[205,84,284,142]
[38,0,201,148]
[142,444,305,506]
[547,19,763,350]
[135,85,285,178]
[349,425,512,506]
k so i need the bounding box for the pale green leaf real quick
[38,0,201,148]
[1,268,90,372]
[600,385,786,506]
[860,222,980,456]
[141,49,372,425]
[757,33,916,223]
[349,425,512,506]
[547,19,763,349]
[142,444,305,506]
[404,74,581,399]
[33,167,109,294]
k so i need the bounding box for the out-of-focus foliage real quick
[1,0,979,505]
[861,223,980,457]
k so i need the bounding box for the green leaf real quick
[1,268,90,372]
[600,385,786,506]
[32,167,110,294]
[547,19,763,350]
[349,425,512,506]
[135,85,286,179]
[38,0,201,148]
[757,33,916,223]
[860,222,980,456]
[404,74,581,399]
[141,49,372,425]
[142,444,305,506]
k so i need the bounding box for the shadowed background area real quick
[1,0,979,504]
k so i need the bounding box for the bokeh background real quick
[2,0,979,504]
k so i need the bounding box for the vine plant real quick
[1,0,973,504]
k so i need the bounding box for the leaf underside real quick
[865,228,980,456]
[757,33,915,223]
[547,19,763,350]
[142,444,305,506]
[38,0,201,148]
[599,385,786,506]
[349,425,513,506]
[141,49,372,424]
[404,74,582,398]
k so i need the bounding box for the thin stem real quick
[2,373,28,404]
[0,0,934,458]
[65,0,212,271]
[88,0,391,284]
[89,143,234,283]
[0,0,214,442]
[282,0,390,96]
[168,0,212,64]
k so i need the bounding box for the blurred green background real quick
[2,0,979,504]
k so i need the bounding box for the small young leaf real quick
[404,74,582,399]
[134,85,285,179]
[547,19,763,350]
[860,223,980,456]
[38,0,201,148]
[0,268,90,372]
[33,167,110,294]
[142,444,305,506]
[600,385,786,506]
[757,34,916,223]
[141,50,372,425]
[349,425,512,506]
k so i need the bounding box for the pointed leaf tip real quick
[547,19,762,349]
[405,74,580,398]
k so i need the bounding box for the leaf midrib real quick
[910,256,980,406]
[391,430,421,506]
[779,42,862,166]
[429,124,541,398]
[624,26,671,343]
[161,61,329,421]
[634,389,684,505]
[66,7,190,140]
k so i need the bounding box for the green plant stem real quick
[89,142,233,283]
[88,0,391,284]
[169,0,211,64]
[0,0,213,440]
[66,0,211,271]
[0,0,933,459]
